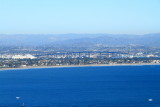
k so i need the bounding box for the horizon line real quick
[0,32,160,35]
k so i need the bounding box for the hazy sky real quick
[0,0,160,34]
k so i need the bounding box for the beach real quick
[1,63,160,71]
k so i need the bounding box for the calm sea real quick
[0,65,160,107]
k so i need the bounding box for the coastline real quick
[0,63,160,71]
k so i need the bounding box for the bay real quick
[0,65,160,107]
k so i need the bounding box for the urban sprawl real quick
[0,45,160,68]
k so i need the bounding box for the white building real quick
[12,54,36,59]
[0,54,36,59]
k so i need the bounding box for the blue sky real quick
[0,0,160,34]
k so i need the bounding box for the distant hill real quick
[0,33,160,47]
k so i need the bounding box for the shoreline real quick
[0,63,160,71]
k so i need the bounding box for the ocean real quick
[0,65,160,107]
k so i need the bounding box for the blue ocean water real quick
[0,65,160,107]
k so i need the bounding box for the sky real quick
[0,0,160,34]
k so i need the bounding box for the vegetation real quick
[0,57,160,69]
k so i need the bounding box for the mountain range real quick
[0,33,160,47]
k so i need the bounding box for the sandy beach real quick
[0,63,160,71]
